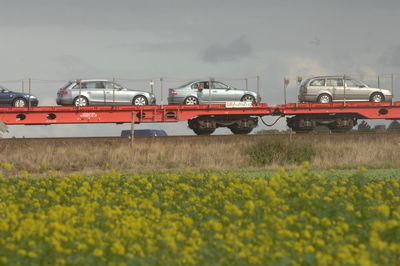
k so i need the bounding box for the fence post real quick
[378,75,380,89]
[256,76,260,100]
[391,73,394,103]
[130,111,135,146]
[283,78,289,105]
[150,80,154,94]
[343,75,346,107]
[78,80,82,111]
[245,78,248,91]
[209,77,215,107]
[112,77,115,104]
[160,77,164,105]
[28,78,31,110]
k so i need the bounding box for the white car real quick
[298,76,393,103]
[56,79,156,106]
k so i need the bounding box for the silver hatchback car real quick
[56,79,156,106]
[298,76,393,103]
[168,80,261,105]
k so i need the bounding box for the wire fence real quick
[0,77,261,106]
[282,73,398,104]
[0,74,398,106]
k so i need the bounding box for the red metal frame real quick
[276,102,400,119]
[0,104,272,125]
[0,102,399,125]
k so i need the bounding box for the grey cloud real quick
[379,46,400,68]
[202,37,252,64]
[109,40,199,53]
[52,55,102,78]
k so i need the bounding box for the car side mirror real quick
[198,88,203,92]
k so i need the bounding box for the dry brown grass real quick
[1,134,400,175]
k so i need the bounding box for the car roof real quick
[72,79,110,83]
[310,75,354,79]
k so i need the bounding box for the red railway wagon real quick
[0,102,399,135]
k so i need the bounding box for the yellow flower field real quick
[0,166,399,265]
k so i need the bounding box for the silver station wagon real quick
[298,76,393,103]
[168,80,261,105]
[56,79,156,106]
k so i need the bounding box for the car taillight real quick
[303,87,308,94]
[169,89,177,96]
[58,90,68,95]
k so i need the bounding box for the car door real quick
[345,79,370,101]
[85,81,106,104]
[105,82,130,104]
[211,82,241,102]
[0,88,12,106]
[196,81,212,104]
[326,78,344,101]
[309,78,326,100]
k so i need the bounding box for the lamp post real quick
[284,78,290,105]
[149,80,155,94]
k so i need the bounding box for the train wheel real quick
[193,128,215,135]
[229,126,253,135]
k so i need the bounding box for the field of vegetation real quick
[1,133,400,175]
[0,134,399,265]
[0,165,399,265]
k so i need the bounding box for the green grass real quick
[239,168,400,179]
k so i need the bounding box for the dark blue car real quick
[121,129,168,137]
[0,86,39,107]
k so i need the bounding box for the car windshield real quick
[113,82,124,90]
[0,86,10,93]
[346,79,366,87]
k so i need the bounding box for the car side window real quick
[213,82,229,90]
[326,79,343,87]
[96,82,105,89]
[310,79,325,86]
[346,79,362,87]
[105,82,121,89]
[193,82,209,89]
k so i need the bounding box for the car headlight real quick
[29,95,37,99]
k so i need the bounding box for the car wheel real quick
[241,95,256,103]
[133,95,148,106]
[73,96,89,106]
[370,92,385,103]
[12,98,27,107]
[317,94,332,103]
[184,96,199,105]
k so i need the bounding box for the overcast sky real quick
[2,0,400,137]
